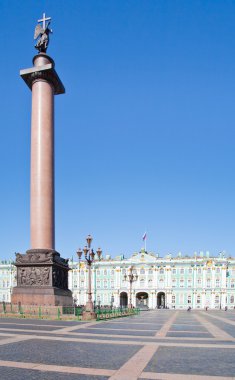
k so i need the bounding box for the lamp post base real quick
[82,310,97,320]
[82,300,96,320]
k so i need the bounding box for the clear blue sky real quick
[1,0,235,260]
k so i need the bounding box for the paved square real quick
[0,310,235,379]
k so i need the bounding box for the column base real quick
[11,286,73,307]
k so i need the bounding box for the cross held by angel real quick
[34,13,52,53]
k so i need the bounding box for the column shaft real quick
[30,79,54,249]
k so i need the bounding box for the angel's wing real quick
[34,24,44,40]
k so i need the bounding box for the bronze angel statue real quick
[34,20,52,53]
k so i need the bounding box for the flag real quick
[142,232,147,241]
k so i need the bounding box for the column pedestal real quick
[11,249,72,306]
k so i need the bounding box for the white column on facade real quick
[202,267,206,288]
[201,292,206,308]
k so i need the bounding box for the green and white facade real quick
[68,250,235,309]
[1,250,235,309]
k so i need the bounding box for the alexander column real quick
[12,14,73,306]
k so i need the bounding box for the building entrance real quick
[157,292,166,308]
[136,292,149,309]
[120,292,128,307]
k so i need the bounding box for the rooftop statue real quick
[34,13,52,53]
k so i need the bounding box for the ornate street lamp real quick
[110,294,114,309]
[76,235,102,320]
[123,266,138,308]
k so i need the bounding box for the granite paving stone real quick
[166,331,212,338]
[0,323,61,331]
[0,367,109,380]
[0,318,86,326]
[0,339,141,369]
[77,328,155,336]
[170,324,207,331]
[145,346,235,377]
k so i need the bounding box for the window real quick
[140,269,145,274]
[148,279,153,287]
[149,269,153,274]
[111,270,114,275]
[80,270,84,276]
[172,268,176,274]
[188,268,192,274]
[140,279,145,286]
[97,280,101,288]
[172,279,176,287]
[230,296,234,304]
[216,268,220,273]
[206,279,211,288]
[197,295,201,304]
[207,268,211,273]
[104,281,108,288]
[159,268,164,274]
[122,269,126,275]
[216,279,220,287]
[198,268,202,274]
[97,270,100,275]
[104,270,107,275]
[172,295,175,303]
[231,281,235,289]
[81,281,84,288]
[197,279,202,285]
[215,295,219,304]
[180,279,184,287]
[111,281,114,288]
[188,295,192,304]
[188,280,192,287]
[180,268,184,274]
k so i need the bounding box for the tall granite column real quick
[12,53,72,306]
[30,54,55,250]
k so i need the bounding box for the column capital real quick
[20,56,65,95]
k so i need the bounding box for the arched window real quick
[159,268,164,274]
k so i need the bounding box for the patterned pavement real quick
[0,310,235,379]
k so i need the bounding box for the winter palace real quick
[1,249,235,309]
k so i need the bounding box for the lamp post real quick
[76,235,102,320]
[110,294,114,309]
[124,266,138,308]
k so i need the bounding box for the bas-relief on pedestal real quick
[12,14,72,306]
[12,249,72,306]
